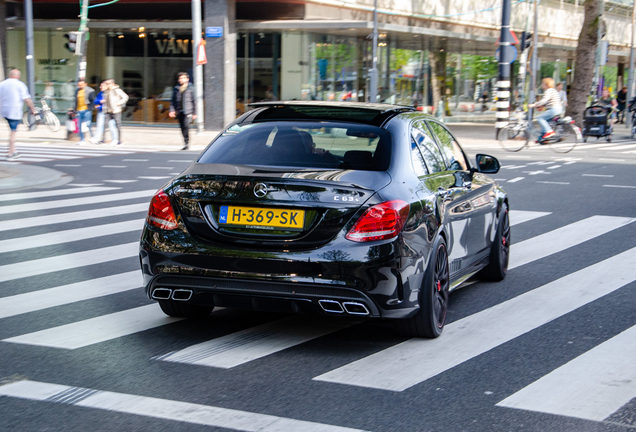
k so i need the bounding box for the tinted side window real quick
[427,121,469,171]
[410,135,428,177]
[412,125,446,173]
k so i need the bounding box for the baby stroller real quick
[582,105,613,142]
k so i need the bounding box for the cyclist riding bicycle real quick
[528,77,563,142]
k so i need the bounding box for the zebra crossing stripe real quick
[0,242,138,283]
[312,246,636,391]
[2,304,181,349]
[508,210,550,226]
[0,219,144,254]
[0,271,141,320]
[497,324,636,421]
[0,186,119,202]
[0,189,156,216]
[509,215,635,269]
[0,380,366,432]
[156,316,363,369]
[0,203,148,232]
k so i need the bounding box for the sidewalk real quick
[0,124,221,192]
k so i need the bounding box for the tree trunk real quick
[429,51,441,112]
[568,0,600,126]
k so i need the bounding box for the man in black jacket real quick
[169,72,196,150]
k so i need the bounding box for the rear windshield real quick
[198,121,391,171]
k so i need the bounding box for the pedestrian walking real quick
[103,79,128,146]
[74,79,96,145]
[90,81,118,145]
[616,86,627,124]
[556,82,568,115]
[169,72,196,150]
[0,69,36,160]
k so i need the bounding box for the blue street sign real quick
[206,27,223,38]
[495,45,518,64]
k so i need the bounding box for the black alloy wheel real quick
[395,237,450,338]
[481,203,510,281]
[158,299,214,318]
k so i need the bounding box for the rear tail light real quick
[346,200,410,242]
[147,189,178,230]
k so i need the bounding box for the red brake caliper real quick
[436,280,441,292]
[502,237,507,246]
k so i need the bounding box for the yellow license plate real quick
[219,205,305,230]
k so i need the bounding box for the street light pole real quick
[495,0,513,136]
[24,0,35,99]
[369,0,378,102]
[192,0,204,132]
[626,0,635,129]
[528,0,540,124]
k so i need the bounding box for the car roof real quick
[245,101,416,127]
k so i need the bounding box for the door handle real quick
[437,187,453,202]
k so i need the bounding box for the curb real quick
[0,163,73,192]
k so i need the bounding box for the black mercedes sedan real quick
[139,102,509,338]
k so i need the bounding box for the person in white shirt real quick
[0,69,36,160]
[557,82,568,114]
[528,77,563,141]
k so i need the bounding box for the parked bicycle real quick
[498,108,582,153]
[23,96,61,132]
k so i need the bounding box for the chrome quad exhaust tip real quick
[171,289,193,301]
[342,302,370,316]
[151,288,172,300]
[318,299,345,313]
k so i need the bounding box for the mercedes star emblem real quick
[253,183,268,198]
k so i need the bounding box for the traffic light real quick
[64,31,84,55]
[520,31,532,52]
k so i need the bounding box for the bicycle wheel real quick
[498,123,528,152]
[550,123,579,153]
[44,111,60,132]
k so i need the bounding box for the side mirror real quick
[475,154,500,174]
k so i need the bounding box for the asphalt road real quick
[0,130,635,432]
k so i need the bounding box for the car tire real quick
[481,203,510,282]
[158,299,213,318]
[395,236,450,339]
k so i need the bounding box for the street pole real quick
[626,0,635,129]
[528,0,540,125]
[495,0,513,136]
[75,0,90,82]
[24,0,35,99]
[594,0,605,99]
[192,0,204,132]
[369,0,378,102]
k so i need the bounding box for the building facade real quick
[2,0,634,130]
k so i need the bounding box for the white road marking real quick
[156,316,362,369]
[509,216,635,270]
[497,324,636,422]
[0,189,155,216]
[535,181,569,185]
[599,158,625,162]
[581,174,614,177]
[0,203,148,232]
[604,143,636,150]
[508,177,525,183]
[0,186,119,202]
[0,272,141,320]
[547,165,561,169]
[167,160,193,163]
[122,159,149,162]
[0,219,143,254]
[0,242,138,283]
[103,180,138,183]
[2,304,180,349]
[603,184,636,189]
[148,167,174,170]
[138,176,172,180]
[0,380,367,432]
[508,210,551,226]
[101,165,127,168]
[313,247,636,391]
[54,164,81,167]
